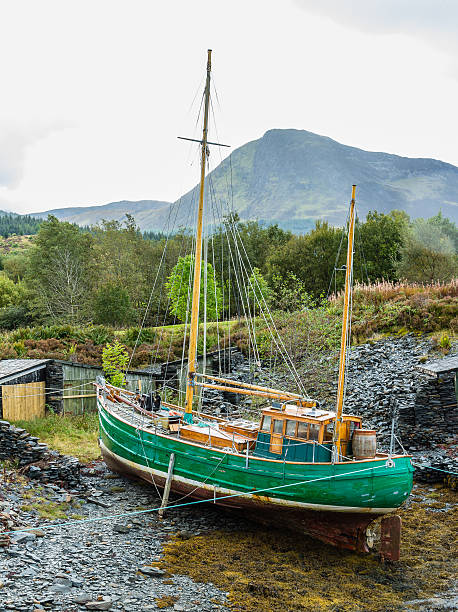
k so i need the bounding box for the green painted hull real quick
[98,400,413,517]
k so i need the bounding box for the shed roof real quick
[0,359,51,384]
[416,354,458,377]
[55,359,152,376]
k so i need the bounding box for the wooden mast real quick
[333,185,356,461]
[184,49,212,422]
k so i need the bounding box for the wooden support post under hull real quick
[158,453,175,519]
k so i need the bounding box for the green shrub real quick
[121,326,156,347]
[102,340,129,387]
[86,325,114,346]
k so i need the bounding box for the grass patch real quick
[21,500,69,520]
[162,487,457,612]
[12,413,100,463]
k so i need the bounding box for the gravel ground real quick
[0,464,236,612]
[1,334,457,611]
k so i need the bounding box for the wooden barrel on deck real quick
[352,430,376,459]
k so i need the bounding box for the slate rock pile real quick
[398,372,458,449]
[0,420,83,489]
[200,350,253,417]
[336,335,457,484]
[24,453,82,490]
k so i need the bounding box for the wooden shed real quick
[0,349,237,420]
[0,359,51,421]
[0,358,156,419]
[55,361,155,415]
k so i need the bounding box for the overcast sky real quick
[1,0,457,214]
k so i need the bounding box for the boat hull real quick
[98,400,414,552]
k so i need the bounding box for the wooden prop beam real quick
[194,381,301,401]
[196,372,304,399]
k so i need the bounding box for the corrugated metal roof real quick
[0,359,51,383]
[416,354,458,376]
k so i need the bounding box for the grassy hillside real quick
[0,234,35,255]
[190,129,458,227]
[33,199,171,228]
[0,281,455,367]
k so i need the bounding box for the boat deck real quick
[103,398,256,453]
[105,398,175,435]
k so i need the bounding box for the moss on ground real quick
[162,487,457,611]
[155,595,179,609]
[21,500,70,520]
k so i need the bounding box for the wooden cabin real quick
[253,404,362,462]
[177,403,363,461]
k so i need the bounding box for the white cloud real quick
[0,121,68,188]
[295,1,458,58]
[0,0,457,215]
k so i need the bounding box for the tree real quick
[165,255,222,323]
[355,210,408,282]
[0,213,42,237]
[428,211,458,252]
[0,272,26,308]
[267,221,345,298]
[270,272,315,312]
[247,267,273,314]
[396,218,457,282]
[92,282,135,326]
[396,244,457,282]
[102,341,129,388]
[27,216,94,322]
[3,254,29,282]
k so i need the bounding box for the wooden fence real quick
[1,381,46,421]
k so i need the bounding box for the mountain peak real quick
[31,130,458,231]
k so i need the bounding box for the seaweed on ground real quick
[162,486,457,611]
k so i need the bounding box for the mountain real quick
[32,129,458,231]
[0,210,19,216]
[33,199,171,228]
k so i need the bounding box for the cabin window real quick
[285,420,296,437]
[273,419,284,435]
[297,422,308,439]
[261,415,271,432]
[309,423,320,441]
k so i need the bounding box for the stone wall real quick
[0,420,82,489]
[45,361,64,414]
[398,372,457,451]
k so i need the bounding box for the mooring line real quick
[412,463,458,476]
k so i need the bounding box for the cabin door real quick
[270,419,284,454]
[269,434,282,454]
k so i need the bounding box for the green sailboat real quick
[96,50,413,558]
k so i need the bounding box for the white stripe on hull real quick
[99,439,396,515]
